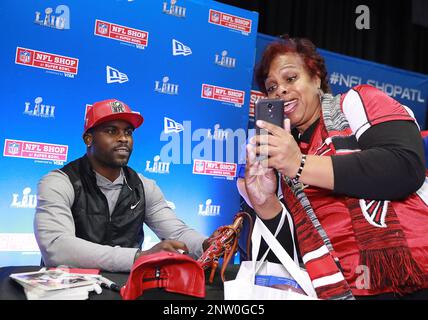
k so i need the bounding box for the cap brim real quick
[88,112,144,132]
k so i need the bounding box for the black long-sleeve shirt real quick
[331,120,425,200]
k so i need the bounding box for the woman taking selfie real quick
[238,36,428,300]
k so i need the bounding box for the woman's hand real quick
[251,119,302,178]
[251,118,335,190]
[243,135,282,219]
[244,145,277,205]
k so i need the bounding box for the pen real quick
[97,275,120,292]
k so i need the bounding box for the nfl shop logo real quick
[7,142,20,155]
[204,86,213,97]
[195,161,205,173]
[98,23,108,35]
[211,12,220,23]
[19,51,31,63]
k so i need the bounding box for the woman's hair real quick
[255,35,331,94]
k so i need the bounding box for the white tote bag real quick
[224,204,317,300]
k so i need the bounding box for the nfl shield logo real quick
[98,23,108,35]
[7,142,20,155]
[211,12,220,23]
[204,86,213,97]
[195,161,205,173]
[19,51,31,64]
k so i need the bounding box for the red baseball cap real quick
[120,251,206,300]
[84,99,144,133]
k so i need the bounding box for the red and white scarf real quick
[282,93,425,299]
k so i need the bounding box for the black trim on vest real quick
[61,155,146,248]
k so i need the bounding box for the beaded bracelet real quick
[292,154,307,184]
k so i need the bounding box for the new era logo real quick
[164,117,184,134]
[172,39,192,56]
[106,65,129,84]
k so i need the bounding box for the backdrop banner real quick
[0,0,258,266]
[4,3,427,268]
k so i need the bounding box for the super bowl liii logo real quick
[155,76,179,95]
[34,5,70,30]
[207,124,229,141]
[24,97,55,118]
[215,50,236,68]
[198,199,220,216]
[10,187,37,209]
[163,0,186,18]
[110,100,126,113]
[145,155,171,174]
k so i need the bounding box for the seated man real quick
[34,99,208,272]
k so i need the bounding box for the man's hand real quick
[202,228,222,252]
[134,240,189,261]
[202,238,210,251]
